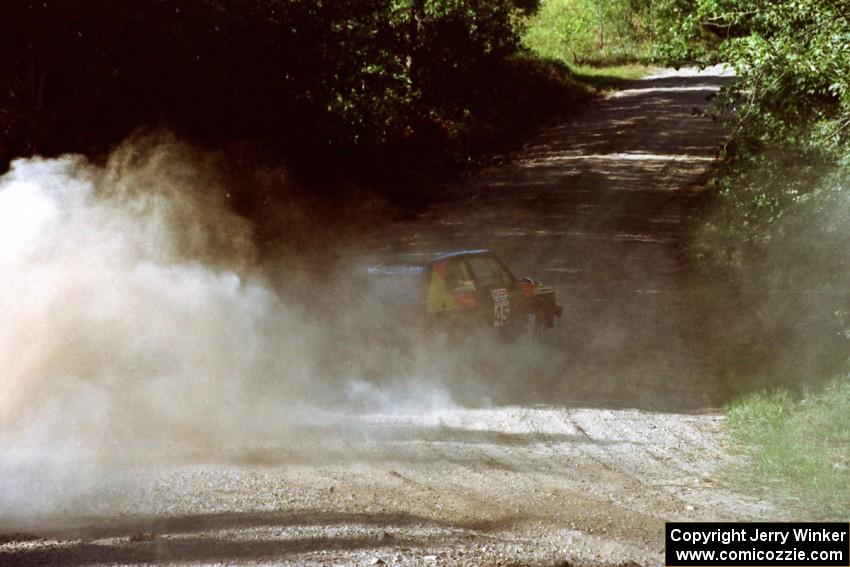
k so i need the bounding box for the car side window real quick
[491,257,517,287]
[445,259,476,293]
[466,255,507,289]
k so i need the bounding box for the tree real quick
[653,0,850,387]
[0,0,539,179]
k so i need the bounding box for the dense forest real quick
[1,0,571,195]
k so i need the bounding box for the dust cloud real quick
[0,136,547,522]
[0,137,311,516]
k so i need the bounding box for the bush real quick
[523,0,653,65]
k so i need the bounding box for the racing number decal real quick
[490,288,510,326]
[495,301,510,326]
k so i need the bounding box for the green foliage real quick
[652,0,850,389]
[571,63,649,89]
[726,377,850,519]
[523,0,653,65]
[0,0,551,194]
[653,0,850,265]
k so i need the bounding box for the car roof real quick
[366,249,491,273]
[433,249,490,262]
[380,249,491,265]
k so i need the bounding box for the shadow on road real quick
[1,510,510,566]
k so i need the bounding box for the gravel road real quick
[0,66,789,567]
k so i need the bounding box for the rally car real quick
[366,250,562,335]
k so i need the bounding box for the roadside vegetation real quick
[651,0,850,515]
[522,0,652,89]
[653,0,850,392]
[726,378,850,519]
[523,0,653,65]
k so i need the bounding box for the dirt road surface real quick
[0,67,789,566]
